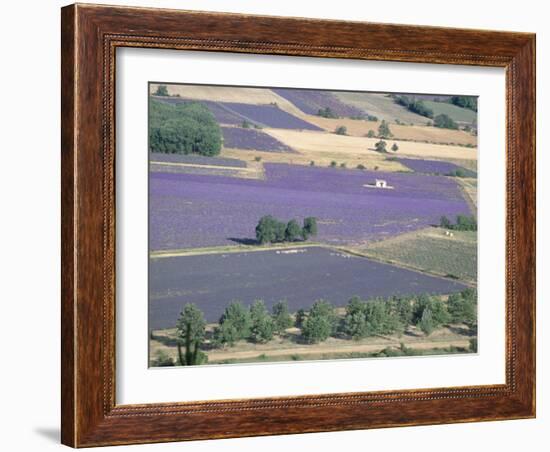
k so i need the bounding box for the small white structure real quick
[363,178,394,190]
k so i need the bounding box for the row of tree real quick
[255,216,318,244]
[170,289,477,365]
[440,215,478,231]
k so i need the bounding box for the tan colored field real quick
[304,115,477,146]
[149,83,306,117]
[263,129,478,162]
[221,147,406,172]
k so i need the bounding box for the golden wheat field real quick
[304,115,477,146]
[263,128,478,162]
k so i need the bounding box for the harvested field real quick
[150,84,302,114]
[333,92,429,125]
[303,115,477,146]
[362,228,477,282]
[149,164,471,250]
[148,246,468,328]
[264,128,478,161]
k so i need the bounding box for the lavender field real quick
[149,247,468,327]
[398,158,477,177]
[221,127,295,152]
[149,164,471,250]
[272,88,366,117]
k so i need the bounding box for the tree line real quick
[155,289,477,366]
[440,215,478,231]
[255,216,318,244]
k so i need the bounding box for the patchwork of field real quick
[149,83,305,116]
[149,246,468,328]
[149,163,471,250]
[422,100,477,123]
[361,228,477,282]
[303,116,477,146]
[264,129,477,162]
[333,92,429,125]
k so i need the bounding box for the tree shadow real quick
[448,325,476,337]
[227,237,259,245]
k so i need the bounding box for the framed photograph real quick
[61,3,536,447]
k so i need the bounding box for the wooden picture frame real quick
[61,3,536,447]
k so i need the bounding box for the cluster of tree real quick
[255,215,318,244]
[335,125,347,135]
[374,140,399,153]
[343,291,476,338]
[393,95,434,118]
[449,95,478,112]
[440,215,478,231]
[318,107,339,118]
[298,290,477,343]
[149,99,222,156]
[213,300,294,346]
[433,113,459,130]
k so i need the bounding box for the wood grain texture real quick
[60,3,536,447]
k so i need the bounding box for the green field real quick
[422,101,477,123]
[333,92,429,125]
[361,228,477,283]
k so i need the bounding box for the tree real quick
[417,307,434,335]
[241,120,252,128]
[375,140,388,153]
[343,297,402,339]
[433,113,459,130]
[378,120,393,138]
[272,300,293,334]
[440,215,451,229]
[249,300,275,343]
[255,215,278,244]
[447,289,477,326]
[356,164,366,170]
[367,130,376,138]
[330,161,337,168]
[318,107,339,118]
[335,126,347,135]
[154,85,169,96]
[391,143,399,152]
[295,309,307,328]
[301,300,336,343]
[302,217,318,240]
[450,95,478,112]
[215,301,251,346]
[176,303,207,365]
[285,219,303,242]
